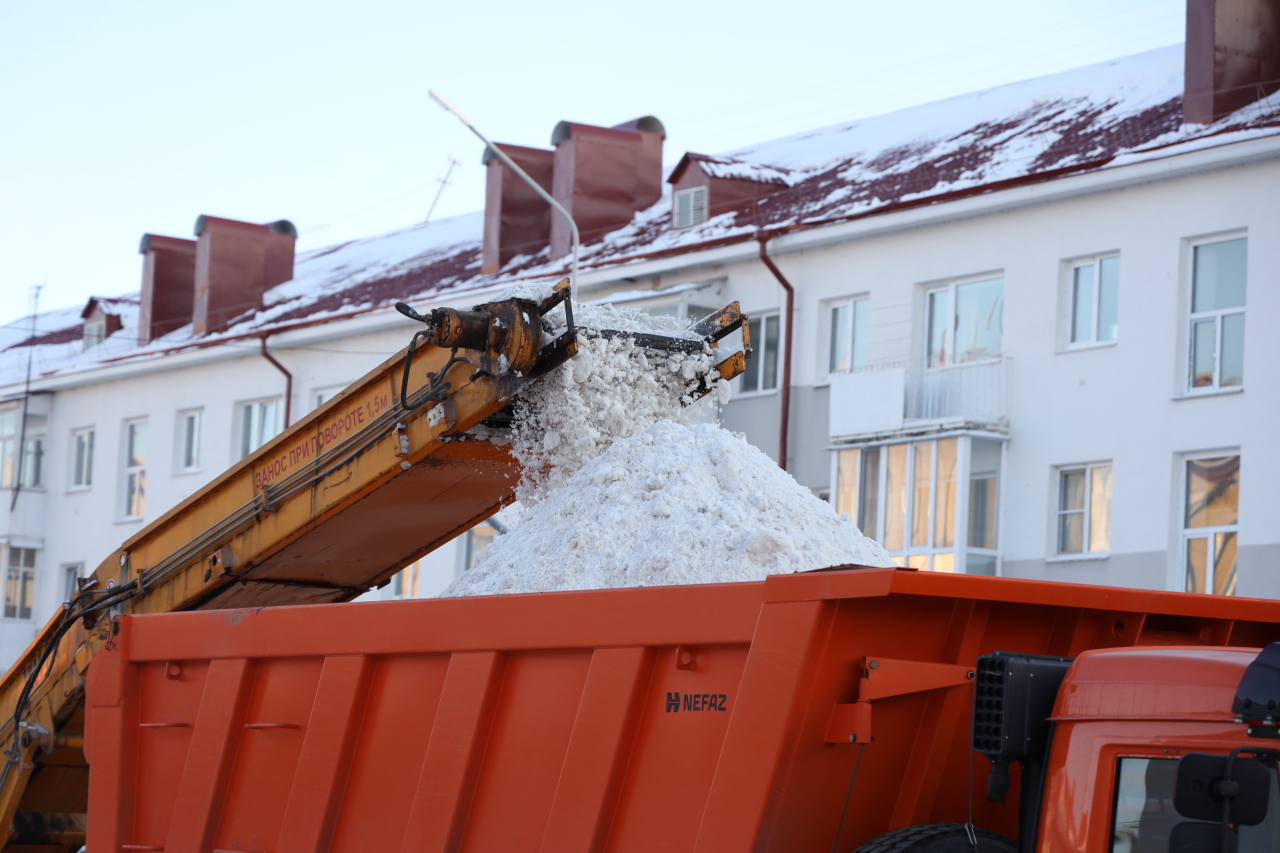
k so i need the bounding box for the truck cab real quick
[1034,648,1280,852]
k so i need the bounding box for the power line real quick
[426,156,463,224]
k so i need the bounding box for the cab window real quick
[1110,756,1280,852]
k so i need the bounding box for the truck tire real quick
[852,822,1016,853]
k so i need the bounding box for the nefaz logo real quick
[665,692,729,712]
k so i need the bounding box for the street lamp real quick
[429,90,579,328]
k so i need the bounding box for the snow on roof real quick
[673,152,798,186]
[6,44,1279,388]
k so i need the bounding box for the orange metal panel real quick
[463,649,594,851]
[602,644,748,853]
[400,651,507,853]
[123,582,766,661]
[277,655,375,853]
[693,599,833,853]
[330,654,450,850]
[540,646,654,853]
[161,657,255,853]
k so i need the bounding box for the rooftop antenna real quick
[424,155,462,224]
[428,90,578,327]
[11,283,42,511]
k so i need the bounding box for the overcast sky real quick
[0,0,1185,330]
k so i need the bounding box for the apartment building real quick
[0,1,1277,669]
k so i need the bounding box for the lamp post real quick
[428,90,579,328]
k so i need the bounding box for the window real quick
[238,398,283,459]
[71,428,94,489]
[313,387,344,410]
[463,522,498,570]
[828,297,869,374]
[741,314,780,394]
[925,277,1003,367]
[123,419,148,519]
[0,410,44,489]
[177,409,202,473]
[62,563,83,603]
[4,547,35,620]
[0,409,14,486]
[1187,237,1246,391]
[1110,756,1280,853]
[835,435,1000,574]
[673,187,708,228]
[1182,454,1239,596]
[1056,463,1112,556]
[84,320,105,350]
[1069,256,1119,345]
[19,435,42,488]
[392,562,421,598]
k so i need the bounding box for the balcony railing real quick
[828,357,1008,440]
[904,357,1006,423]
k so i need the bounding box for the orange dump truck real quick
[81,565,1280,853]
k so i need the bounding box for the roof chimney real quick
[482,143,556,274]
[137,234,197,344]
[1185,0,1280,123]
[191,216,297,335]
[548,116,665,260]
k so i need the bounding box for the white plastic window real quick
[740,314,780,394]
[71,428,94,489]
[62,563,83,603]
[4,547,36,620]
[83,320,105,350]
[0,409,44,488]
[1188,238,1246,391]
[926,277,1003,367]
[1056,464,1112,555]
[828,297,869,374]
[1182,454,1239,596]
[177,409,202,473]
[313,387,345,410]
[1069,256,1119,345]
[673,187,708,228]
[123,419,148,519]
[238,398,283,459]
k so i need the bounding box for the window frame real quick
[923,273,1005,369]
[69,426,94,491]
[824,295,870,380]
[83,320,106,350]
[1176,451,1241,596]
[175,409,203,475]
[832,433,1004,575]
[235,397,284,460]
[1065,254,1120,350]
[18,433,43,490]
[3,546,37,621]
[61,563,83,604]
[1049,462,1113,561]
[736,312,782,397]
[391,561,422,599]
[312,385,348,411]
[672,186,708,229]
[0,408,44,489]
[121,417,148,521]
[1183,234,1247,396]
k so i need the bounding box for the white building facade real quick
[1,38,1278,669]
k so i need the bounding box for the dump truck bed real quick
[84,567,1280,853]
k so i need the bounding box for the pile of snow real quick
[442,420,893,596]
[507,301,723,506]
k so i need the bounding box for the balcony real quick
[828,357,1008,441]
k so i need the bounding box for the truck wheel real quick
[852,822,1016,853]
